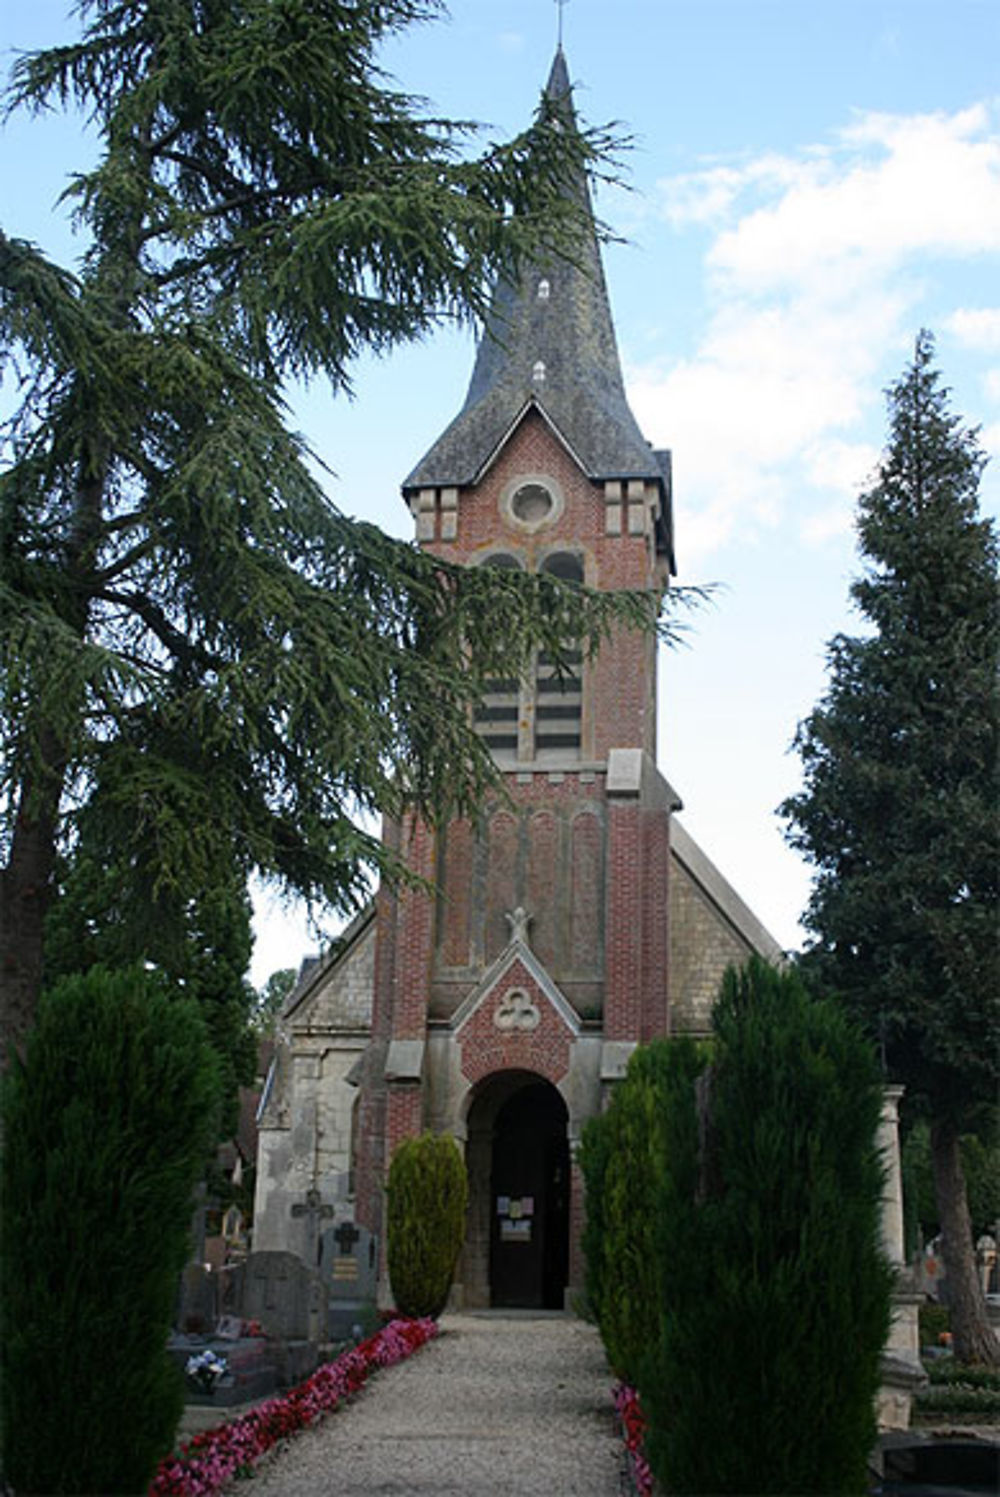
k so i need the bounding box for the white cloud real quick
[658,154,806,227]
[803,438,879,498]
[947,307,1000,351]
[710,105,1000,293]
[629,103,1000,564]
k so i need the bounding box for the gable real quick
[669,819,785,1035]
[283,905,376,1035]
[452,941,580,1086]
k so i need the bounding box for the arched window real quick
[472,550,585,762]
[536,553,583,756]
[473,554,523,759]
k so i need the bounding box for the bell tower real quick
[355,49,680,1308]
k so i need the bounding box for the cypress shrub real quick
[578,1103,613,1328]
[386,1131,467,1319]
[580,1037,704,1386]
[644,956,893,1496]
[0,965,221,1496]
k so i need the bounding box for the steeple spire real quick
[404,50,670,513]
[555,0,569,51]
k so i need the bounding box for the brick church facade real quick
[253,51,783,1309]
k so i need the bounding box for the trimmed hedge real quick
[386,1132,467,1319]
[645,959,893,1496]
[583,957,894,1497]
[579,1036,704,1387]
[1,965,221,1495]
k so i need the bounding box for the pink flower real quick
[612,1383,653,1497]
[150,1318,438,1496]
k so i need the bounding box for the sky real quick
[3,0,999,986]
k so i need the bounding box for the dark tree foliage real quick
[1,0,683,1064]
[782,331,999,1364]
[386,1131,467,1319]
[252,965,298,1036]
[44,844,256,1133]
[0,965,221,1494]
[902,1121,1000,1254]
[643,959,892,1496]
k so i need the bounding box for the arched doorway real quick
[464,1071,570,1310]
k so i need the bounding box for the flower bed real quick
[151,1317,439,1497]
[613,1383,653,1496]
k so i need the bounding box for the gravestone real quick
[242,1250,327,1341]
[236,1249,328,1385]
[320,1221,378,1341]
[166,1331,277,1407]
[175,1262,216,1334]
[290,1185,334,1268]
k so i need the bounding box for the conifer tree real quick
[0,1,683,1064]
[1,965,221,1494]
[782,331,1000,1365]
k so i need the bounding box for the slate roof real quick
[403,48,672,543]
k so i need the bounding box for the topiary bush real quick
[0,965,221,1496]
[386,1131,468,1319]
[643,957,894,1496]
[578,1100,613,1331]
[580,1036,705,1387]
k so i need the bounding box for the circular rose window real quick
[511,482,554,524]
[502,474,564,531]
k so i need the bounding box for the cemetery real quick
[1,8,997,1497]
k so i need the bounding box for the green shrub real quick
[386,1132,467,1319]
[580,1037,704,1386]
[643,957,894,1496]
[927,1359,1000,1390]
[914,1384,1000,1416]
[578,1106,613,1330]
[1,965,221,1495]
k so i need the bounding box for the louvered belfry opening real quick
[472,551,584,761]
[536,551,583,757]
[474,554,523,759]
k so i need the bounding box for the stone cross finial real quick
[505,906,533,947]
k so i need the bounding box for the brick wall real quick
[456,958,573,1087]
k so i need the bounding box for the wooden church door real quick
[489,1080,569,1309]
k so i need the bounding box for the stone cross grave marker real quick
[320,1221,378,1339]
[242,1250,326,1343]
[291,1185,334,1267]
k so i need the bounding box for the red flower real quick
[150,1318,438,1496]
[612,1383,653,1497]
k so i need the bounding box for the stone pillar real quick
[462,1115,493,1309]
[878,1085,907,1266]
[875,1085,926,1431]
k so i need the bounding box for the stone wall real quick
[668,820,785,1035]
[252,916,376,1255]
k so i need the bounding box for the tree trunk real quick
[0,424,110,1070]
[930,1116,999,1366]
[0,741,63,1070]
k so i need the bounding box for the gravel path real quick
[248,1311,625,1495]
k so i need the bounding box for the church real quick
[252,49,783,1311]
